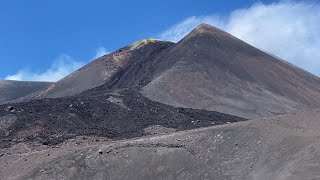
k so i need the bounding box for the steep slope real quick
[36,39,173,98]
[0,80,52,105]
[2,109,320,180]
[138,24,320,118]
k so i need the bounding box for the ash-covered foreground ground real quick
[1,109,320,180]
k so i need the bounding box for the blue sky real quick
[1,0,320,81]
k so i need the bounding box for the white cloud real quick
[159,1,320,75]
[159,16,225,43]
[93,47,109,59]
[5,55,85,82]
[5,47,108,82]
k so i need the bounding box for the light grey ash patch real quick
[0,115,17,136]
[143,125,178,135]
[107,96,130,110]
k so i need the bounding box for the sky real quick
[0,0,319,82]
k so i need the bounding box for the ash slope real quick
[139,24,320,119]
[2,109,320,180]
[0,80,52,105]
[36,39,173,99]
[0,89,245,148]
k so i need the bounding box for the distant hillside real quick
[0,80,52,104]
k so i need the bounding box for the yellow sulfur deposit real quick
[129,38,158,50]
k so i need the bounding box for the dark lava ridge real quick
[0,89,245,148]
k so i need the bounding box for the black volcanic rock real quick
[0,89,245,148]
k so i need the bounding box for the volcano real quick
[22,24,320,119]
[1,24,320,180]
[140,24,320,118]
